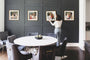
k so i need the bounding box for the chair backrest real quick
[6,41,14,60]
[6,41,21,60]
[45,33,56,38]
[7,35,16,43]
[12,44,32,60]
[0,31,8,40]
[6,40,32,60]
[27,32,38,36]
[60,40,68,56]
[12,44,23,60]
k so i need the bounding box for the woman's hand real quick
[48,20,51,22]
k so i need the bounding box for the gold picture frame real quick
[9,10,19,20]
[28,10,38,21]
[64,10,74,21]
[46,11,56,21]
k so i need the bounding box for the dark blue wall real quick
[5,0,79,42]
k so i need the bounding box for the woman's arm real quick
[49,21,55,26]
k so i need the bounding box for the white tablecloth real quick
[14,36,57,46]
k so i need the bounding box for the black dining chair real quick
[44,33,56,38]
[0,31,8,48]
[53,40,68,60]
[7,35,16,43]
[0,31,8,41]
[6,41,32,60]
[0,31,8,53]
[27,32,38,36]
[85,40,90,60]
[7,35,25,51]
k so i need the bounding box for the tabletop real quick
[14,36,57,46]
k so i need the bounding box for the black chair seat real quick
[53,40,68,60]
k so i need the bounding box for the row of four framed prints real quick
[9,10,74,21]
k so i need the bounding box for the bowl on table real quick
[35,35,43,40]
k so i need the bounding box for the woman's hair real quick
[56,14,62,21]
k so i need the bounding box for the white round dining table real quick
[14,36,57,46]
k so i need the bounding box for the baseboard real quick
[66,43,84,50]
[67,43,79,46]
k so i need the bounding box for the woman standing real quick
[49,14,63,46]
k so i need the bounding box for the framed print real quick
[64,10,74,21]
[46,11,56,21]
[28,10,38,21]
[9,10,19,20]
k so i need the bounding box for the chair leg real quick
[2,46,6,54]
[61,57,62,60]
[2,47,4,54]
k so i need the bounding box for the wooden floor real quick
[0,47,85,60]
[0,50,8,60]
[64,47,85,60]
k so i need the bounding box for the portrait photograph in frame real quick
[28,10,38,21]
[9,10,19,20]
[64,10,74,21]
[46,11,56,21]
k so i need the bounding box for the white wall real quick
[79,0,86,50]
[86,0,90,22]
[86,0,90,40]
[0,0,4,32]
[68,0,86,50]
[86,31,90,40]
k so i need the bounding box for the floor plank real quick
[0,50,8,60]
[63,47,85,60]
